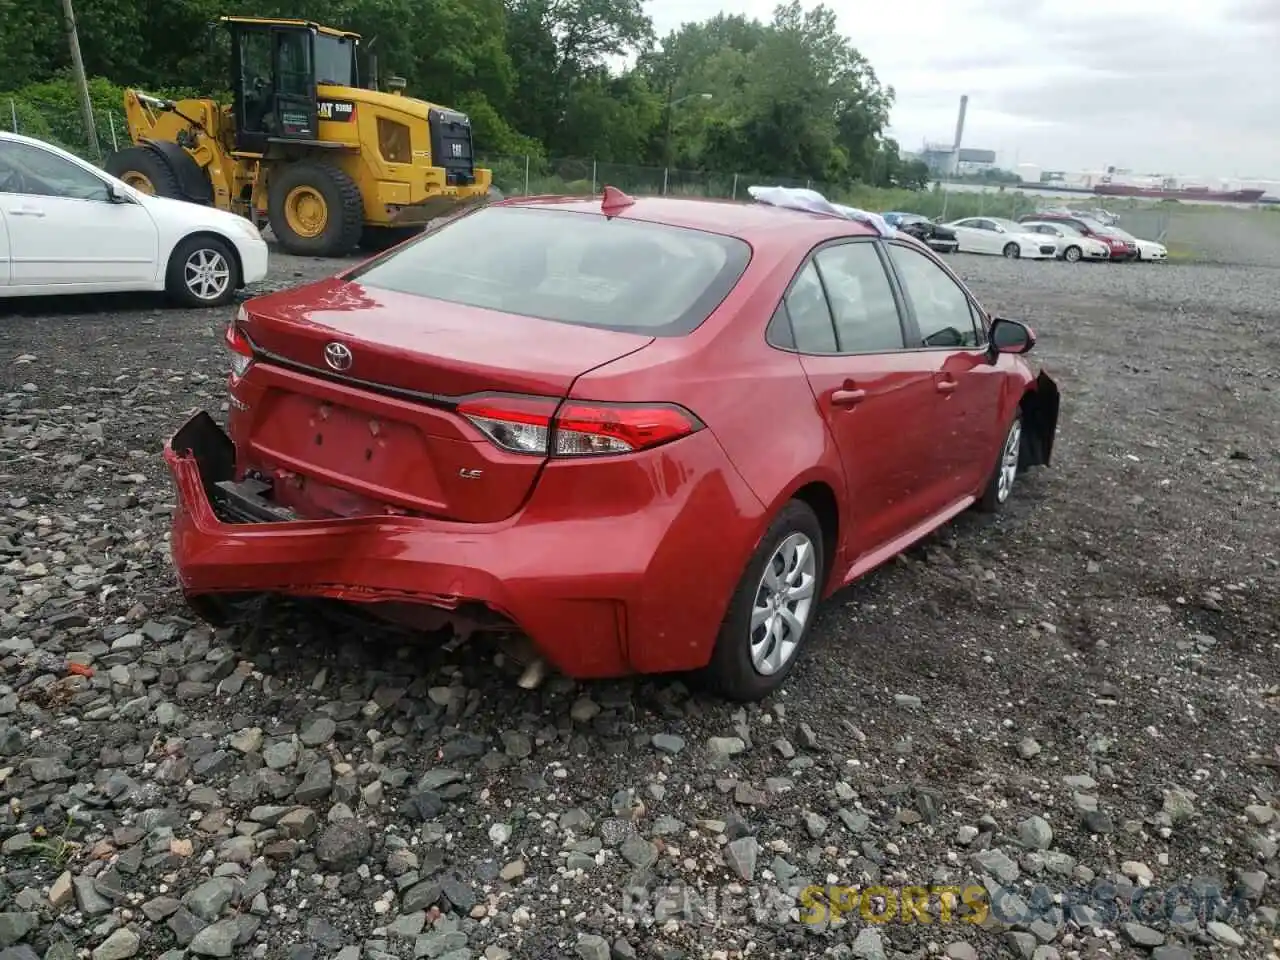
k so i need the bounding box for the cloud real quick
[642,0,1280,180]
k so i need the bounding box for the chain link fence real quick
[4,96,127,159]
[6,97,1279,268]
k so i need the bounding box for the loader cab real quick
[223,17,360,155]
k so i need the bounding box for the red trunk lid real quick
[234,278,653,523]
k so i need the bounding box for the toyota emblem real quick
[323,342,353,371]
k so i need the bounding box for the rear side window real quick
[779,262,838,353]
[347,206,751,336]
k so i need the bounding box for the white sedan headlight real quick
[229,216,265,242]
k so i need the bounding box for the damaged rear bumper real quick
[161,411,764,679]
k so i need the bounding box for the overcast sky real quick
[643,0,1280,181]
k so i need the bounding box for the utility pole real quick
[664,86,712,172]
[663,78,675,171]
[60,0,100,158]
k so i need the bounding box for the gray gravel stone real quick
[91,928,141,960]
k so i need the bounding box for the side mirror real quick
[106,182,132,203]
[989,317,1036,355]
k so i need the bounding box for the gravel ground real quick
[0,251,1277,960]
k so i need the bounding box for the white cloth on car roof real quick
[746,186,896,238]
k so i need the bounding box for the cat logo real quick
[317,100,356,122]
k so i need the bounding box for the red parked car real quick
[163,189,1059,701]
[1016,212,1138,261]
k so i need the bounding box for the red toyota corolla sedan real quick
[163,189,1059,701]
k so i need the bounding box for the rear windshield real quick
[348,206,752,336]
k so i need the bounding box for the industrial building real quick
[916,96,997,176]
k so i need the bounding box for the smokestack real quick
[953,95,968,151]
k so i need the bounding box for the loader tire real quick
[105,146,181,199]
[267,162,364,257]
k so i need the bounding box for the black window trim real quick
[882,239,990,351]
[763,235,913,358]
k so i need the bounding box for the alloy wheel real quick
[997,419,1022,503]
[184,248,232,302]
[750,532,817,675]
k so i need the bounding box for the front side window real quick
[813,242,905,353]
[888,243,981,349]
[0,141,109,200]
[349,206,751,336]
[314,34,355,86]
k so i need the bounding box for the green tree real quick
[504,0,654,152]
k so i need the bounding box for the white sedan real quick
[0,131,268,307]
[1020,220,1112,262]
[1102,225,1168,261]
[943,217,1059,259]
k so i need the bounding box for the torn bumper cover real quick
[1023,370,1060,468]
[161,412,760,679]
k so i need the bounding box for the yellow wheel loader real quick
[105,17,496,257]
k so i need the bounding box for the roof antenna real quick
[600,185,635,217]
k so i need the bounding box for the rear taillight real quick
[225,307,253,379]
[457,394,703,457]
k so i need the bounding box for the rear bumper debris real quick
[162,411,765,679]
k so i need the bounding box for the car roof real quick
[0,130,95,166]
[496,193,881,248]
[0,130,51,147]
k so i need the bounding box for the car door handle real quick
[831,388,866,406]
[935,378,957,394]
[7,207,45,218]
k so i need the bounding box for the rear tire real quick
[976,409,1023,513]
[104,146,182,199]
[165,234,241,308]
[702,500,825,702]
[1002,242,1020,259]
[267,162,364,257]
[1063,245,1082,262]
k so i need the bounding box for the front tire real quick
[1003,242,1020,259]
[703,501,825,701]
[976,409,1023,513]
[165,234,240,308]
[1063,245,1082,262]
[267,162,364,257]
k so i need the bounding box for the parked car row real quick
[881,212,959,255]
[879,206,1168,264]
